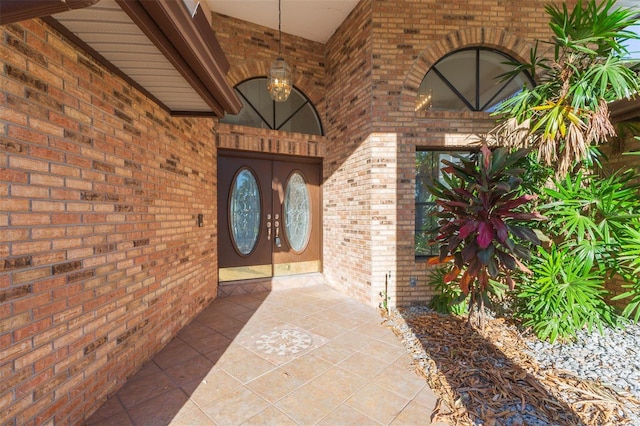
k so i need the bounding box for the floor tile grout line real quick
[88,283,440,425]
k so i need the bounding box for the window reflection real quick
[221,78,323,136]
[416,48,534,114]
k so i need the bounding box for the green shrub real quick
[426,266,468,315]
[517,245,621,342]
[541,170,640,320]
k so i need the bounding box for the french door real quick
[218,153,321,282]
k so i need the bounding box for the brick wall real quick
[1,20,220,424]
[322,1,377,304]
[372,0,576,306]
[214,123,325,158]
[211,13,326,119]
[319,0,575,307]
[213,0,586,310]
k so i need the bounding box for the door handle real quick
[266,213,272,240]
[274,215,282,247]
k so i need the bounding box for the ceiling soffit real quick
[42,0,240,116]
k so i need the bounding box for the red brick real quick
[2,197,30,211]
[51,213,81,225]
[31,251,66,267]
[35,392,69,424]
[32,299,67,320]
[13,292,52,314]
[35,346,69,373]
[0,168,28,182]
[33,323,68,347]
[31,201,65,212]
[12,267,51,284]
[30,172,64,186]
[1,227,29,242]
[0,107,28,125]
[28,118,64,138]
[14,234,51,250]
[13,317,53,342]
[7,125,48,145]
[50,188,81,201]
[15,368,54,400]
[50,164,80,178]
[49,134,81,153]
[0,339,32,364]
[0,311,31,334]
[11,184,50,199]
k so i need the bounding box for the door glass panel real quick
[284,172,311,252]
[230,168,261,255]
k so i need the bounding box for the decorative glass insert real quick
[221,77,323,135]
[415,151,471,257]
[416,48,534,114]
[284,172,311,252]
[230,168,261,255]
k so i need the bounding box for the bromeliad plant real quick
[427,143,547,327]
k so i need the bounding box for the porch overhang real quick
[0,0,100,24]
[2,0,241,117]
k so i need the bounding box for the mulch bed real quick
[385,309,640,426]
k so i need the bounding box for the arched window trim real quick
[419,47,535,113]
[223,77,324,136]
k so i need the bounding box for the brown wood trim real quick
[171,111,217,118]
[143,1,240,113]
[218,149,323,164]
[610,97,640,123]
[0,0,99,25]
[42,17,171,115]
[117,0,242,117]
[192,4,230,75]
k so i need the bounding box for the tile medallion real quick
[240,325,327,365]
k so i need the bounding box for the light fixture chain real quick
[268,0,291,102]
[278,0,282,55]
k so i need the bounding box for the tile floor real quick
[86,280,445,425]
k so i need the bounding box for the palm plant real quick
[515,169,640,340]
[615,225,640,321]
[517,245,620,343]
[494,0,640,176]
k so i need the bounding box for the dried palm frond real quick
[538,135,558,166]
[556,120,589,176]
[487,118,533,149]
[586,99,617,146]
[385,309,640,426]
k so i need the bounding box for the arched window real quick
[415,48,534,114]
[221,77,323,135]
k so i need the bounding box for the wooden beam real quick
[0,0,99,25]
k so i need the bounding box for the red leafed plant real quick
[426,143,546,327]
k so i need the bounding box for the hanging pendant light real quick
[268,0,292,102]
